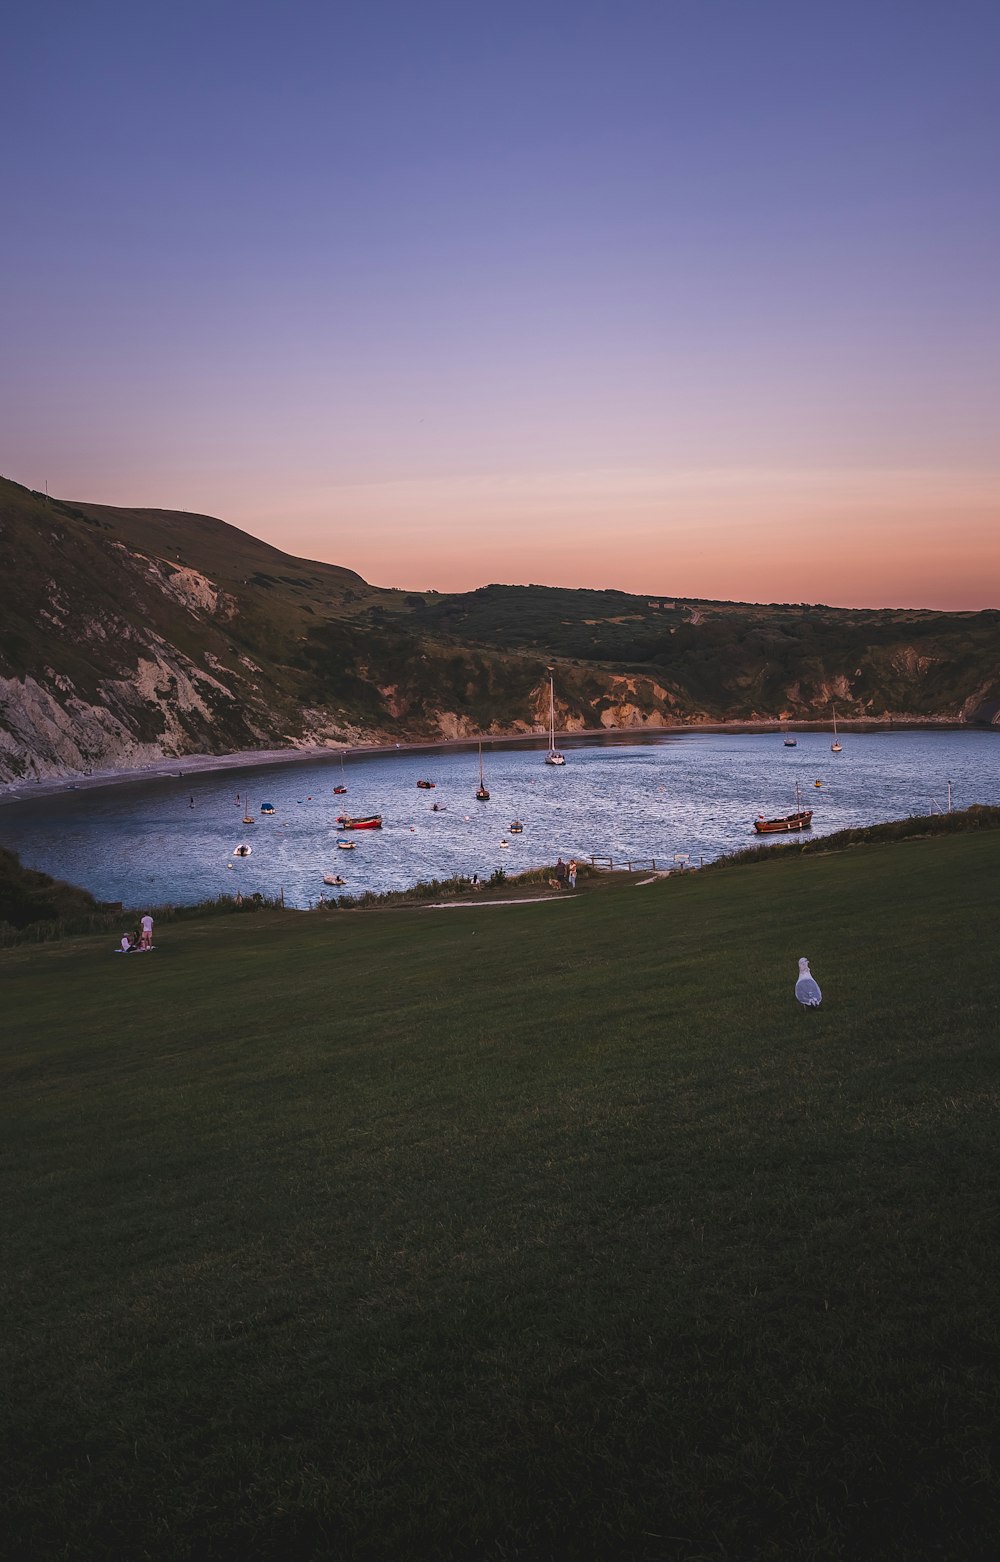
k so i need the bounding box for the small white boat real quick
[336,838,356,850]
[233,843,253,857]
[323,873,347,886]
[831,705,842,753]
[499,838,510,848]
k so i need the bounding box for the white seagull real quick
[795,957,822,1008]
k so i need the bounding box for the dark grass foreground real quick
[2,832,999,1561]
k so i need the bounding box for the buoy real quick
[814,780,823,788]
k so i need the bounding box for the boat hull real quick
[754,811,813,834]
[336,815,382,830]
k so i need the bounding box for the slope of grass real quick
[2,833,999,1560]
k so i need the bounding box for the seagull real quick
[795,957,822,1008]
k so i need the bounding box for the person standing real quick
[568,859,577,890]
[139,912,154,950]
[554,858,567,889]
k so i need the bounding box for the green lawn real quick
[2,835,999,1560]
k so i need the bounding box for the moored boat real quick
[544,672,566,765]
[333,785,347,795]
[476,742,490,801]
[416,779,435,789]
[336,839,356,850]
[754,809,813,834]
[260,802,276,814]
[323,873,347,886]
[754,781,813,834]
[509,820,524,833]
[336,814,382,830]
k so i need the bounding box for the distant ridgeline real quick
[1,474,998,782]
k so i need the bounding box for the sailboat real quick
[831,705,842,753]
[241,795,255,824]
[333,751,347,794]
[545,673,566,765]
[475,742,490,801]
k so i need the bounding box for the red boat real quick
[333,785,347,794]
[336,814,382,830]
[754,781,812,834]
[416,779,435,789]
[754,810,813,834]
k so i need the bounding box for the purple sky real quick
[3,0,998,606]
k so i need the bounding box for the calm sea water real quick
[1,729,996,909]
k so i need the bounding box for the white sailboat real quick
[545,673,566,766]
[831,705,842,753]
[475,742,490,801]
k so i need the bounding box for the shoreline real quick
[0,717,976,806]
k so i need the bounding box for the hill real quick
[2,475,998,782]
[3,829,999,1558]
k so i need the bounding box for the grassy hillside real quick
[2,473,999,783]
[3,833,999,1560]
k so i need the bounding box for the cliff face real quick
[1,477,998,784]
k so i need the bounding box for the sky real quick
[2,0,998,608]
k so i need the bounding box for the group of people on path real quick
[551,858,578,891]
[118,913,154,953]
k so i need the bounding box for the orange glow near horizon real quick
[225,466,1000,611]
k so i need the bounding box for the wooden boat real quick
[476,742,490,801]
[336,839,356,850]
[754,809,813,834]
[509,820,524,833]
[416,779,435,789]
[336,814,382,830]
[754,782,812,834]
[333,785,347,795]
[545,673,566,765]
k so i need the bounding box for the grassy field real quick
[2,833,999,1560]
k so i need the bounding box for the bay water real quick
[0,729,996,910]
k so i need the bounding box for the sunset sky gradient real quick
[3,0,998,607]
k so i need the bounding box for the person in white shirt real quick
[139,913,154,950]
